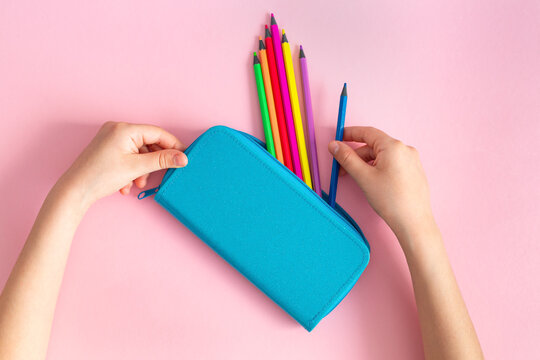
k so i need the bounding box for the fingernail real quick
[331,141,340,156]
[174,153,188,166]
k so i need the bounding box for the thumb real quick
[329,141,373,185]
[135,149,188,175]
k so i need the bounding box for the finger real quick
[147,143,163,153]
[329,141,374,186]
[119,181,133,195]
[342,126,395,151]
[339,145,375,176]
[132,145,151,188]
[133,149,188,176]
[338,145,373,176]
[139,144,150,154]
[127,124,186,151]
[134,173,149,188]
[355,145,376,163]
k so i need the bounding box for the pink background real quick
[1,0,539,358]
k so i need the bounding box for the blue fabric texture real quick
[152,126,370,331]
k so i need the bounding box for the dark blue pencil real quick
[328,83,348,208]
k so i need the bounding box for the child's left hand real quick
[60,121,188,207]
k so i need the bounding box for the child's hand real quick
[61,122,188,207]
[329,126,435,244]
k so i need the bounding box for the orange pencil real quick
[258,37,283,163]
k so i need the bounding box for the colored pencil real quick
[328,83,348,208]
[270,14,303,179]
[282,30,312,189]
[299,45,322,196]
[253,52,276,157]
[265,26,293,171]
[259,37,284,164]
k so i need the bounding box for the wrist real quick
[392,215,442,256]
[51,172,94,215]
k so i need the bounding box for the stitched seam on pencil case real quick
[159,127,368,325]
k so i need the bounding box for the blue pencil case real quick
[138,125,370,331]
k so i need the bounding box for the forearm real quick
[0,176,89,360]
[400,222,483,360]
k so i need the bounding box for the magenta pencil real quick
[270,14,302,179]
[299,46,322,196]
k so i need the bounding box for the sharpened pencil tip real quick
[253,52,260,65]
[299,46,305,58]
[282,30,288,43]
[259,38,265,50]
[341,83,347,97]
[265,26,271,38]
[271,15,277,25]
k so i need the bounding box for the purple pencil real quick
[270,14,302,180]
[299,46,322,196]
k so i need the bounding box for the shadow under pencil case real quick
[138,125,370,331]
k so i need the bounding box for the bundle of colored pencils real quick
[252,13,322,197]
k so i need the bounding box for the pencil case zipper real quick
[137,128,368,250]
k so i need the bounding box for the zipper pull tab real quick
[137,186,159,200]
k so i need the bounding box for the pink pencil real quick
[270,14,302,179]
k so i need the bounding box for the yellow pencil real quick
[282,29,312,188]
[259,37,284,164]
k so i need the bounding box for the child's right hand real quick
[328,126,436,248]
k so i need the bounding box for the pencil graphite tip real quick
[253,52,260,65]
[271,14,277,25]
[299,46,306,58]
[341,83,347,97]
[259,38,266,50]
[265,26,272,38]
[282,30,288,43]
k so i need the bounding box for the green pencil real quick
[253,52,276,157]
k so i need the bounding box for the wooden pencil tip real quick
[282,31,288,43]
[299,46,305,58]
